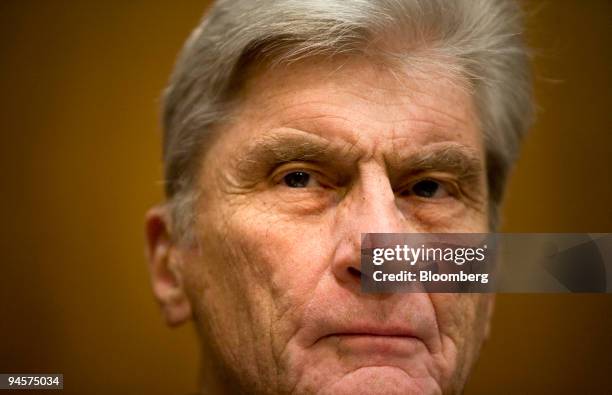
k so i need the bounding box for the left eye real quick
[283,171,313,188]
[408,179,448,198]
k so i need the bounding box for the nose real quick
[331,163,410,287]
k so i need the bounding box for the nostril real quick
[347,266,361,279]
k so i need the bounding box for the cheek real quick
[190,198,335,366]
[428,294,491,383]
[219,202,332,298]
[429,294,491,343]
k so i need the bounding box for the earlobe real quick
[145,205,193,327]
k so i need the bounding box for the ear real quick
[145,205,192,327]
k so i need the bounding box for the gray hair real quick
[162,0,534,237]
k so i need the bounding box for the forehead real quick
[220,55,482,158]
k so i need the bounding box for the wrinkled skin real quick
[147,56,494,395]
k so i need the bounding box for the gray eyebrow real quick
[232,128,360,175]
[398,143,484,181]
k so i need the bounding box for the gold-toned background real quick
[0,1,610,394]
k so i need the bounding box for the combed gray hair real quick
[162,0,534,237]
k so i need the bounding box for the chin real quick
[317,366,442,395]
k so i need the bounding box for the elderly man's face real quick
[152,56,493,395]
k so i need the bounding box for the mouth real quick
[321,324,418,338]
[320,331,423,358]
[316,324,422,350]
[326,332,415,338]
[322,331,420,343]
[300,304,434,355]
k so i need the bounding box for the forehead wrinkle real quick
[268,98,445,154]
[247,95,372,145]
[326,64,475,128]
[272,86,469,130]
[408,99,476,129]
[262,90,473,143]
[242,72,475,149]
[254,97,347,120]
[247,74,462,128]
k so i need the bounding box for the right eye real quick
[411,179,443,198]
[282,171,314,188]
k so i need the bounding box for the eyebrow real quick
[388,143,484,184]
[232,128,360,177]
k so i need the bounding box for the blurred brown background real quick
[0,1,610,394]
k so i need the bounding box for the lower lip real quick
[328,334,422,357]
